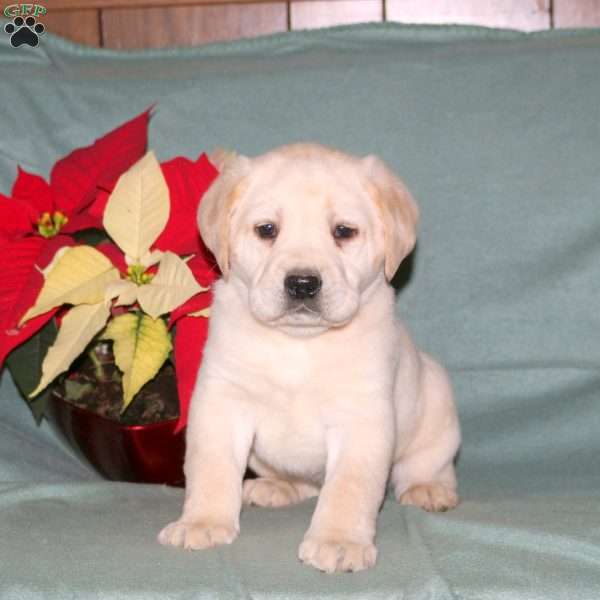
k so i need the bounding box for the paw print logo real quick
[4,16,45,48]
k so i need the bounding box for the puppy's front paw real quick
[398,482,458,512]
[158,520,238,550]
[298,536,377,573]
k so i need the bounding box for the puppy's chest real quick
[249,361,330,480]
[252,394,326,479]
[233,334,382,481]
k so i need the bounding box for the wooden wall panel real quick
[554,0,600,28]
[101,4,287,49]
[42,9,101,46]
[34,0,600,48]
[291,0,382,30]
[51,0,274,7]
[386,0,551,31]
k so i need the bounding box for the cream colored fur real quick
[158,143,461,573]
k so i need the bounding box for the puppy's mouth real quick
[259,298,328,330]
[287,302,320,317]
[279,303,323,327]
[271,300,353,333]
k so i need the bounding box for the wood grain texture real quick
[101,4,287,48]
[291,0,382,29]
[554,0,600,28]
[42,9,101,46]
[50,0,284,8]
[386,0,551,31]
[36,0,600,49]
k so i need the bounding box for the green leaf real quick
[5,318,58,423]
[72,228,109,247]
[64,380,94,402]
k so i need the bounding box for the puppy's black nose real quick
[284,273,322,300]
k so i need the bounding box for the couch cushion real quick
[1,23,599,598]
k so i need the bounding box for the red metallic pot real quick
[46,391,185,487]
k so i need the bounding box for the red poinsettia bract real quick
[0,110,150,367]
[169,254,217,432]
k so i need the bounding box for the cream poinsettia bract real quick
[21,151,207,410]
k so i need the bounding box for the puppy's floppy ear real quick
[198,151,251,279]
[362,155,419,281]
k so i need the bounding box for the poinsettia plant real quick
[0,110,219,432]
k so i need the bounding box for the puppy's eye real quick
[255,222,278,240]
[333,224,358,240]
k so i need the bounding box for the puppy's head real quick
[199,143,418,336]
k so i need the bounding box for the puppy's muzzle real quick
[284,272,322,300]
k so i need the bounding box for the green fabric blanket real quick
[1,23,599,599]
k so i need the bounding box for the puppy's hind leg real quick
[243,477,319,508]
[396,464,458,513]
[244,455,320,508]
[392,353,461,513]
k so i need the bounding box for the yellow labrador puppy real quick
[158,143,461,573]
